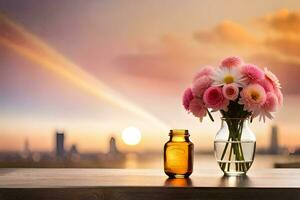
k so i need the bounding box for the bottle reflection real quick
[164,178,193,187]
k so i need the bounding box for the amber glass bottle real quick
[164,129,194,178]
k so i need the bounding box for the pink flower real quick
[264,68,281,89]
[240,64,264,84]
[182,88,194,111]
[189,98,207,121]
[222,83,239,101]
[259,92,278,122]
[263,92,278,112]
[203,86,229,111]
[257,78,274,93]
[220,56,243,69]
[239,84,266,116]
[275,88,283,107]
[193,66,214,83]
[192,76,213,98]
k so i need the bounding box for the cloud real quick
[193,9,300,57]
[257,9,300,91]
[194,20,257,46]
[264,37,300,57]
[114,9,300,96]
[114,34,212,82]
[258,9,300,57]
[259,9,300,35]
[192,9,300,95]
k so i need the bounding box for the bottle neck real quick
[169,129,190,142]
[170,135,190,142]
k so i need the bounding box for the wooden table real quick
[0,169,299,200]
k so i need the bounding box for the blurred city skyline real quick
[1,0,300,152]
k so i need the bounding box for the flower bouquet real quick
[182,56,283,175]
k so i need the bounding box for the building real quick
[68,144,80,161]
[20,138,31,159]
[56,131,65,159]
[269,125,279,154]
[108,137,119,156]
[69,144,78,155]
[106,136,125,161]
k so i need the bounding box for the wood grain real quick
[0,169,299,200]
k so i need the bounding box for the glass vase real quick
[214,118,256,176]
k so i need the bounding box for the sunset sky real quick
[1,0,300,152]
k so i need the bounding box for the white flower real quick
[264,68,281,89]
[212,67,244,87]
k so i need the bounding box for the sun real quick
[121,127,142,146]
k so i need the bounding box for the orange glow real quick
[1,4,300,153]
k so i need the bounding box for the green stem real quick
[207,109,214,122]
[220,141,229,171]
[238,142,248,170]
[220,118,249,173]
[227,142,233,171]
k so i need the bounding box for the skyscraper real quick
[56,131,65,159]
[23,138,30,154]
[106,136,125,161]
[108,137,119,156]
[270,125,279,154]
[21,138,31,159]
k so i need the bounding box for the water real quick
[214,141,256,175]
[217,161,253,176]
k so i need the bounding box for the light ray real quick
[0,14,169,131]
